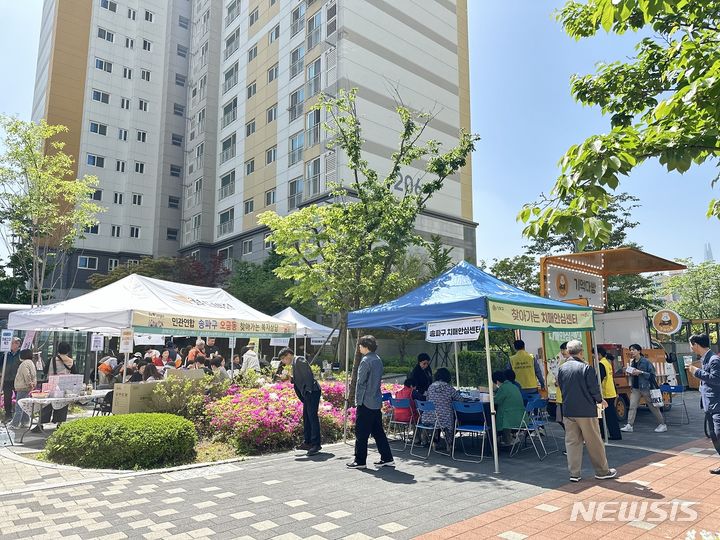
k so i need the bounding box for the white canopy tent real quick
[272,307,339,356]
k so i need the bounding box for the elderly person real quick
[422,367,460,451]
[557,339,616,482]
[687,333,720,474]
[186,339,206,366]
[240,343,260,375]
[621,344,667,433]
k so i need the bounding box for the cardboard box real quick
[111,382,159,414]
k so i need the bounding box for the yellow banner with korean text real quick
[487,299,594,331]
[131,311,296,338]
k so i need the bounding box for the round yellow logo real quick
[555,273,569,297]
[652,309,682,335]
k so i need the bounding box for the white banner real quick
[270,337,290,347]
[119,327,134,353]
[21,330,35,351]
[0,330,13,352]
[426,317,484,343]
[90,333,104,352]
[546,265,604,308]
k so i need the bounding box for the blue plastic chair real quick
[410,399,447,459]
[659,384,689,425]
[388,396,414,449]
[510,397,556,460]
[452,401,491,463]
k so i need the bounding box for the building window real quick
[84,224,99,234]
[247,44,257,63]
[289,131,304,165]
[113,192,123,204]
[92,89,110,104]
[267,63,279,83]
[125,37,134,49]
[306,109,321,147]
[244,198,254,215]
[246,81,257,99]
[135,161,145,174]
[199,41,209,67]
[307,10,322,50]
[178,15,189,29]
[265,188,276,206]
[129,226,140,239]
[87,154,105,168]
[177,44,188,58]
[289,87,304,122]
[219,171,235,200]
[290,45,305,79]
[100,0,117,13]
[120,97,130,109]
[245,119,256,137]
[127,259,139,266]
[95,58,113,73]
[291,4,305,36]
[264,232,274,250]
[111,225,121,237]
[223,63,239,93]
[226,0,239,26]
[132,193,143,205]
[266,146,277,165]
[288,176,303,209]
[269,24,280,43]
[122,66,132,79]
[144,9,154,22]
[175,73,186,87]
[225,28,240,60]
[221,98,237,128]
[248,7,259,27]
[118,128,128,141]
[142,39,152,52]
[136,130,147,143]
[220,134,236,163]
[138,99,148,111]
[89,121,107,136]
[218,247,233,270]
[245,159,255,176]
[242,239,253,255]
[218,208,234,236]
[171,133,183,146]
[168,196,180,209]
[306,157,321,196]
[91,189,102,201]
[307,57,321,96]
[78,256,98,270]
[115,160,125,173]
[141,69,151,82]
[327,0,337,36]
[97,27,114,42]
[127,7,136,19]
[173,103,185,116]
[170,165,182,177]
[108,258,119,271]
[166,228,178,241]
[267,103,277,123]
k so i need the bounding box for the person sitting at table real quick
[410,353,433,398]
[493,370,525,446]
[422,368,460,451]
[392,377,418,424]
[504,369,523,391]
[210,356,230,380]
[141,362,160,382]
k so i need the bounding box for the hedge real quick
[43,413,197,470]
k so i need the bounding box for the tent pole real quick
[342,328,351,443]
[123,352,129,383]
[94,350,99,389]
[229,341,235,379]
[591,332,608,444]
[304,332,307,361]
[294,335,297,357]
[454,341,459,387]
[484,319,500,474]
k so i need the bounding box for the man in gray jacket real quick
[557,339,616,482]
[347,335,394,469]
[688,333,720,474]
[279,348,322,456]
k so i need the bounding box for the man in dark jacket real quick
[688,333,720,474]
[557,339,617,482]
[1,338,21,419]
[279,347,321,456]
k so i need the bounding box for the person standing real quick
[279,347,322,456]
[40,341,78,426]
[1,337,21,420]
[687,333,720,474]
[597,348,622,440]
[9,349,36,429]
[508,340,545,391]
[410,353,433,398]
[557,339,617,482]
[347,335,394,469]
[620,344,667,433]
[240,342,260,375]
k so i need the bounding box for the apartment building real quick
[180,0,475,268]
[32,0,191,296]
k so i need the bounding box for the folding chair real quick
[381,392,393,424]
[510,397,552,460]
[452,401,491,463]
[410,400,448,459]
[92,391,114,416]
[660,384,690,425]
[388,396,414,450]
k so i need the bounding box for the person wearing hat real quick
[240,342,260,375]
[1,337,21,419]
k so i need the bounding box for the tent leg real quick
[343,328,350,443]
[454,341,459,387]
[94,350,99,389]
[484,320,500,474]
[591,333,608,444]
[229,344,235,379]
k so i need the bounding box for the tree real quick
[486,255,540,296]
[88,256,230,289]
[425,234,454,278]
[259,89,478,400]
[0,117,105,304]
[662,260,720,320]
[518,1,720,248]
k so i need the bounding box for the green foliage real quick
[663,260,720,320]
[0,117,105,304]
[151,376,229,435]
[43,413,197,470]
[457,350,508,388]
[607,273,659,311]
[484,255,540,295]
[426,234,454,278]
[519,2,720,247]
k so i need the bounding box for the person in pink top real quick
[393,378,418,423]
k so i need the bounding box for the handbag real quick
[648,374,664,408]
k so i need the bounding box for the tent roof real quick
[8,274,295,338]
[542,247,685,276]
[273,307,338,338]
[348,261,593,331]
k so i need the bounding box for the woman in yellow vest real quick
[597,347,622,440]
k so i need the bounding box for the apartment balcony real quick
[288,147,303,166]
[217,220,234,236]
[220,146,236,164]
[225,10,238,28]
[291,18,304,37]
[287,192,303,210]
[221,109,237,128]
[185,191,202,209]
[218,182,235,200]
[289,103,303,122]
[307,27,321,51]
[306,74,320,97]
[290,59,304,79]
[184,228,200,245]
[224,42,239,60]
[305,125,320,148]
[223,74,238,94]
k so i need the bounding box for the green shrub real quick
[44,413,197,470]
[151,375,229,434]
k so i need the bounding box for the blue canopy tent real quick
[346,261,595,473]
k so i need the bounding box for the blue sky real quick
[1,1,717,264]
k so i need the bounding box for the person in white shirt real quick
[240,343,260,375]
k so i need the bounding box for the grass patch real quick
[194,439,240,463]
